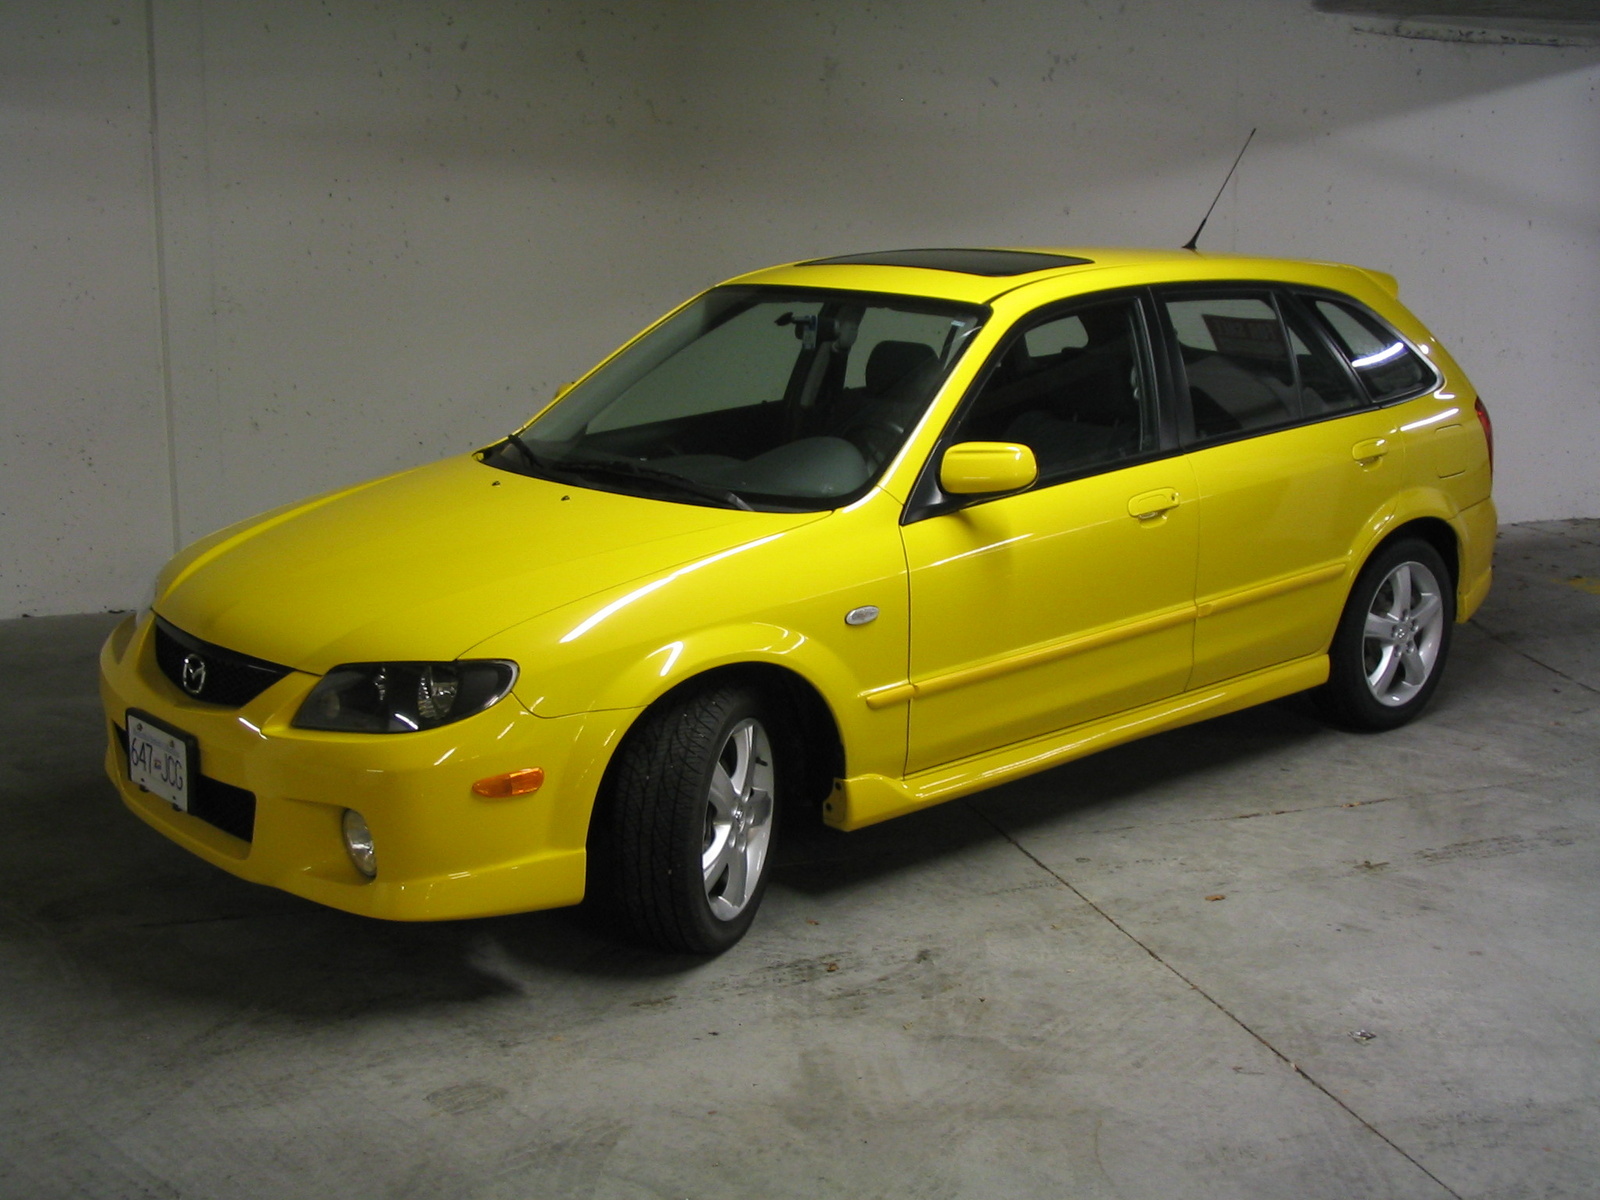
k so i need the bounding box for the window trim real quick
[1155,281,1443,453]
[902,287,1181,525]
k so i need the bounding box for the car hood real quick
[155,455,825,673]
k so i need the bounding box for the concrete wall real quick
[3,0,1598,618]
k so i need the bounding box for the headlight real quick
[292,660,518,733]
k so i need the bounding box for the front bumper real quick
[98,611,630,920]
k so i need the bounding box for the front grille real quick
[153,617,292,708]
[114,724,257,843]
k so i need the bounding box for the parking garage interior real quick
[3,3,1598,1196]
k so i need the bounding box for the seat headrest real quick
[865,340,938,395]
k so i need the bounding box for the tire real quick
[1316,537,1455,732]
[594,683,779,954]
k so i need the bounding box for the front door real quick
[901,294,1198,774]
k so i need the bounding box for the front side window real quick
[489,287,985,510]
[945,295,1158,483]
[1311,297,1436,402]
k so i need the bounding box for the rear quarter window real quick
[1310,298,1436,402]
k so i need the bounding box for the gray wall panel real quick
[3,0,1597,616]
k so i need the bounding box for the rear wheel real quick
[1316,538,1454,731]
[595,683,779,954]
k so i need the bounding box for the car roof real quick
[726,246,1396,307]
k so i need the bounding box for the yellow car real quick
[100,247,1495,952]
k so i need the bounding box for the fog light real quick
[342,808,376,878]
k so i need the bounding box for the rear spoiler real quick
[1353,266,1401,298]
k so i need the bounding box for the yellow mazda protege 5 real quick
[100,247,1495,952]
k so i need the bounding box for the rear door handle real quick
[1128,488,1180,520]
[1351,437,1389,465]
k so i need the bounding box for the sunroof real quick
[803,248,1093,276]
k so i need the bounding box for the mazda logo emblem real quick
[181,653,208,696]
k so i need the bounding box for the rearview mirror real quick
[939,442,1038,496]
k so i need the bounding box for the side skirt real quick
[824,653,1329,831]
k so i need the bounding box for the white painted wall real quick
[4,0,1598,618]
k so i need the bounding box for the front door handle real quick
[1351,437,1389,465]
[1128,488,1180,521]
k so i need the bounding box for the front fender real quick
[469,496,913,781]
[585,620,908,780]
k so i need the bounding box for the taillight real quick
[1474,397,1494,476]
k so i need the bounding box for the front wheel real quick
[1316,538,1455,731]
[595,683,779,954]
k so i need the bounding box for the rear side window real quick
[1311,298,1435,402]
[1163,294,1297,441]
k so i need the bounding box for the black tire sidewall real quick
[598,682,781,954]
[670,687,779,953]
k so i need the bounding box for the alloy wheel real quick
[1361,559,1446,707]
[701,718,775,920]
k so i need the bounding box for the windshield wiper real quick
[495,438,754,511]
[499,430,543,470]
[555,458,755,511]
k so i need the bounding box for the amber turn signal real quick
[471,767,545,798]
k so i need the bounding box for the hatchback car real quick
[100,247,1495,952]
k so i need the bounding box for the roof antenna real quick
[1182,127,1257,252]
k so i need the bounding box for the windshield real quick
[486,286,987,510]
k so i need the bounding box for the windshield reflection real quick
[488,286,986,511]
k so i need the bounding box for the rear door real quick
[1157,288,1406,688]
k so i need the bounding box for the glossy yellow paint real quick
[155,455,818,672]
[901,454,1200,772]
[100,610,610,919]
[99,246,1496,921]
[938,441,1039,494]
[469,497,915,780]
[830,653,1332,830]
[1184,400,1403,689]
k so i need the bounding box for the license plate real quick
[126,709,197,812]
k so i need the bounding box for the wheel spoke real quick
[1399,642,1430,687]
[718,838,751,908]
[1365,612,1399,641]
[725,722,754,797]
[1390,563,1413,615]
[746,787,774,830]
[706,762,738,821]
[1411,591,1443,630]
[702,822,736,884]
[1369,645,1402,696]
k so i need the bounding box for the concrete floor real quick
[2,521,1597,1200]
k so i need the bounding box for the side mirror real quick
[939,442,1038,496]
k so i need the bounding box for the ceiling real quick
[1314,0,1600,42]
